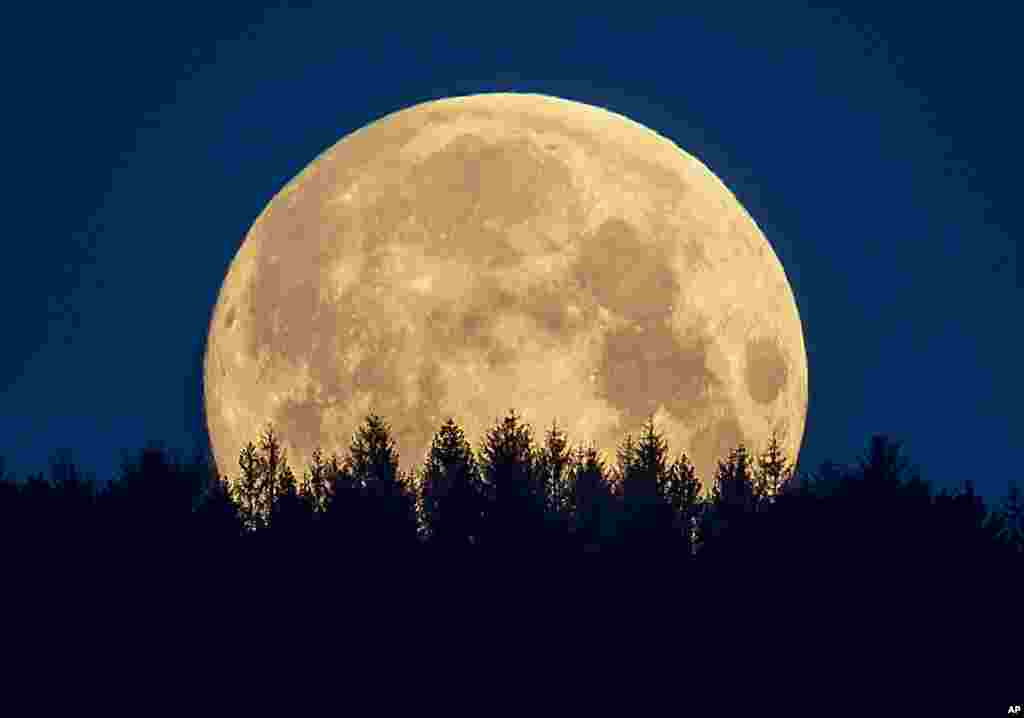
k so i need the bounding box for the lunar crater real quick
[744,336,789,405]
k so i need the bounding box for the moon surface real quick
[204,93,808,491]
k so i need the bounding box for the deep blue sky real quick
[3,3,1019,500]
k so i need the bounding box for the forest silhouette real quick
[3,411,1020,611]
[5,407,1022,708]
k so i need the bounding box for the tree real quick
[848,435,923,562]
[47,448,97,548]
[704,443,756,554]
[258,424,297,509]
[477,409,543,554]
[420,418,486,550]
[346,414,400,489]
[1000,480,1024,554]
[0,457,18,544]
[192,470,242,544]
[341,413,418,552]
[317,448,361,546]
[856,434,913,488]
[109,441,196,541]
[753,429,793,509]
[302,447,333,515]
[534,419,576,534]
[269,458,309,541]
[572,444,615,553]
[712,444,754,512]
[615,416,675,555]
[232,440,265,531]
[661,450,704,556]
[228,424,298,532]
[799,459,850,499]
[935,479,990,537]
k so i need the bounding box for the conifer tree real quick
[302,447,333,514]
[41,449,97,550]
[270,459,307,539]
[754,429,793,510]
[535,419,576,527]
[612,433,636,492]
[0,457,17,544]
[616,416,676,553]
[342,413,417,551]
[801,459,849,498]
[1000,480,1024,554]
[346,414,400,488]
[317,449,360,543]
[661,450,703,555]
[572,444,615,552]
[420,418,485,549]
[228,425,297,531]
[851,435,920,560]
[712,444,755,511]
[857,434,911,488]
[231,441,264,531]
[258,425,296,505]
[478,409,543,553]
[193,470,242,542]
[705,443,756,551]
[106,443,167,545]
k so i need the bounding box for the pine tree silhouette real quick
[317,448,360,548]
[1003,480,1024,555]
[1,403,1019,634]
[534,418,575,546]
[0,457,18,546]
[302,447,334,515]
[269,454,309,543]
[232,440,265,531]
[712,444,755,513]
[753,428,793,509]
[47,448,97,553]
[703,443,756,561]
[661,449,703,557]
[258,424,297,511]
[109,441,196,545]
[850,434,920,568]
[856,434,912,489]
[341,413,418,555]
[615,416,676,559]
[420,417,486,551]
[192,468,242,544]
[572,443,615,554]
[477,409,544,556]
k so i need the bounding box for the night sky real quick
[4,3,1018,500]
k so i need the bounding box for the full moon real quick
[204,93,808,490]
